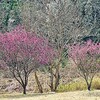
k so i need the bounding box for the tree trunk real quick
[35,71,43,93]
[86,81,92,91]
[49,66,60,92]
[54,65,60,91]
[54,72,60,91]
[85,77,93,91]
[87,84,91,91]
[49,66,54,92]
[23,85,27,94]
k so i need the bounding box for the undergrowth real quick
[57,77,100,92]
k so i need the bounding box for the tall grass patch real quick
[57,77,100,92]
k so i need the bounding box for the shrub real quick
[57,77,100,92]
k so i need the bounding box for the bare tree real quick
[20,0,91,92]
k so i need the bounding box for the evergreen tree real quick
[0,0,21,33]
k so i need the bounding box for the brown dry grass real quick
[0,90,100,100]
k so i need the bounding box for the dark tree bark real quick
[49,66,54,92]
[87,84,91,91]
[54,65,60,91]
[49,64,60,92]
[8,61,31,95]
[22,85,27,94]
[81,70,95,91]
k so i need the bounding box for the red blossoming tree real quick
[0,26,56,94]
[68,40,100,91]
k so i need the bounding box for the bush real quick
[92,78,100,90]
[57,77,100,92]
[57,81,87,92]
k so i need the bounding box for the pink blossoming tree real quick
[0,26,56,94]
[68,40,100,91]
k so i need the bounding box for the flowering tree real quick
[0,26,56,94]
[68,40,100,91]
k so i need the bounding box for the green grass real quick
[57,77,100,92]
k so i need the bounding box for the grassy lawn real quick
[0,91,100,100]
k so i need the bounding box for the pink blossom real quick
[68,40,100,70]
[0,26,56,68]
